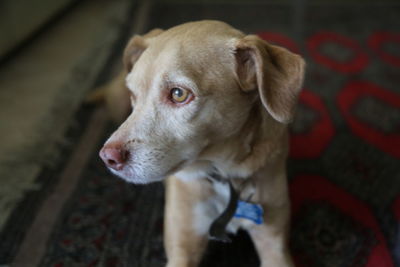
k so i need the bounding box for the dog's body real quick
[99,21,305,267]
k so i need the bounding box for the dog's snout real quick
[99,143,129,171]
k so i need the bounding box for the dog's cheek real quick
[157,106,199,141]
[213,97,254,138]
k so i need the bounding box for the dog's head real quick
[99,20,305,184]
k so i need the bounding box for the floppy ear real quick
[123,28,164,71]
[234,35,305,124]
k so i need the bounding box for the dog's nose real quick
[99,143,129,171]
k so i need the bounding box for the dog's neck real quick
[197,102,288,180]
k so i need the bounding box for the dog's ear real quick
[234,35,305,124]
[123,28,164,71]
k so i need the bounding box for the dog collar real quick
[207,173,264,242]
[234,200,264,224]
[209,180,239,242]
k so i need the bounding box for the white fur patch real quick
[174,161,213,182]
[192,182,229,235]
[192,179,255,236]
[193,199,219,235]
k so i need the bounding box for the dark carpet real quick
[3,2,400,267]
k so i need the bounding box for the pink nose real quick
[99,143,129,171]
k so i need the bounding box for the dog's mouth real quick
[107,158,188,184]
[108,167,163,184]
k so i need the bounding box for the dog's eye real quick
[170,87,192,104]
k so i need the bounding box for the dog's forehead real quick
[126,23,243,95]
[151,21,243,64]
[126,46,198,91]
[125,44,182,92]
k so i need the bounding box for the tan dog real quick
[99,20,305,267]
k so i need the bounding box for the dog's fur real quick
[99,20,305,267]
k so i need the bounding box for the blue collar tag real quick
[234,200,264,225]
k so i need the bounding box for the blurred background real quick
[0,0,399,266]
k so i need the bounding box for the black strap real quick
[209,181,239,242]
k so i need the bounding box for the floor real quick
[0,0,134,232]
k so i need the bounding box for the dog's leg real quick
[164,176,210,267]
[247,166,294,267]
[247,205,293,267]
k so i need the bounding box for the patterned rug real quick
[3,2,400,267]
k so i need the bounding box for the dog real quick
[99,20,305,267]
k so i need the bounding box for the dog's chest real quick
[192,179,256,236]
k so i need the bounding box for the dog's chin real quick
[108,168,164,184]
